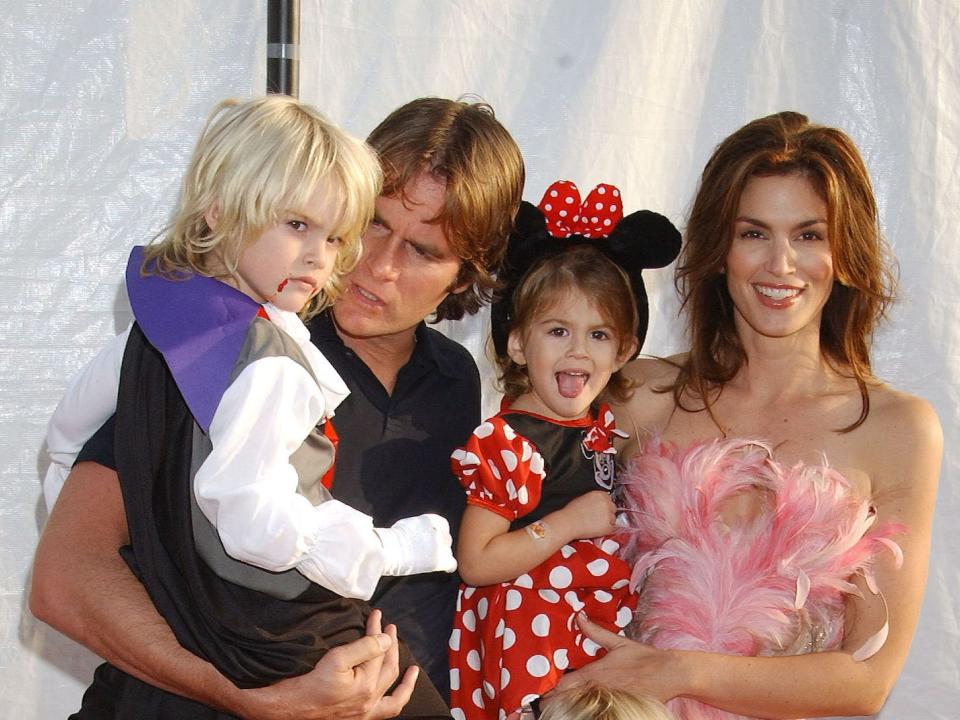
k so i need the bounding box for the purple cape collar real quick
[126,246,261,433]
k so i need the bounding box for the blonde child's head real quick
[147,95,381,317]
[534,684,673,720]
[498,244,639,405]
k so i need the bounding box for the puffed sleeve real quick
[450,417,546,522]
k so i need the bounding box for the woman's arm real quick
[559,393,942,718]
[457,491,618,586]
[30,461,416,720]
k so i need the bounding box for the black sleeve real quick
[74,414,117,471]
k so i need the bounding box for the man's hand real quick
[238,610,417,720]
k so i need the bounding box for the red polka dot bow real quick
[538,180,624,239]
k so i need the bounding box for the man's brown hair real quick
[367,97,525,320]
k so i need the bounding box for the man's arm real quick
[30,461,415,720]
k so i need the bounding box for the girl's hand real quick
[553,613,683,703]
[555,491,618,541]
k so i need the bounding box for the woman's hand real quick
[553,613,683,703]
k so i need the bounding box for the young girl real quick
[43,96,455,705]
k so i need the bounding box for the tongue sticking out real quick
[557,372,587,398]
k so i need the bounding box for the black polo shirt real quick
[309,310,480,701]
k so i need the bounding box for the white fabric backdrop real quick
[2,2,957,717]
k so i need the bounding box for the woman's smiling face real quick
[726,173,834,343]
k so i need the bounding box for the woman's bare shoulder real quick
[863,383,943,495]
[622,353,685,388]
[868,383,942,448]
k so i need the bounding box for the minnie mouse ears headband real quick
[491,180,681,358]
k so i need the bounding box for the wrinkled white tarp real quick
[2,2,957,717]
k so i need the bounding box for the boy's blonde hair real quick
[145,95,382,318]
[538,685,673,720]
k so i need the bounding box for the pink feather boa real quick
[619,437,903,720]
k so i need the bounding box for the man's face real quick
[332,172,467,343]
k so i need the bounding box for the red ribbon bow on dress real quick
[537,180,624,239]
[582,404,628,454]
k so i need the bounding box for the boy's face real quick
[228,183,343,313]
[331,172,468,343]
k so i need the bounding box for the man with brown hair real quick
[31,97,523,719]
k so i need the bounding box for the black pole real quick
[267,0,300,97]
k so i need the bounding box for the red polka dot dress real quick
[448,405,637,720]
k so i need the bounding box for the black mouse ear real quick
[607,210,682,270]
[491,201,551,357]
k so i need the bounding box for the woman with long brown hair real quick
[558,112,942,719]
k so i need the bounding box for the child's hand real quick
[557,490,618,541]
[376,514,458,576]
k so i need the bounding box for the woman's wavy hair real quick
[367,97,525,321]
[674,111,896,431]
[144,95,381,319]
[499,245,639,404]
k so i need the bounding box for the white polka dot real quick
[505,589,523,610]
[477,598,489,620]
[526,655,551,678]
[474,422,495,439]
[611,578,629,590]
[603,219,612,226]
[530,453,545,476]
[461,451,480,467]
[532,613,551,637]
[559,209,567,217]
[462,609,477,631]
[565,591,584,611]
[601,539,620,554]
[597,186,607,194]
[583,638,601,656]
[501,667,511,689]
[609,204,618,212]
[538,589,560,603]
[554,648,569,670]
[449,628,461,650]
[616,605,634,628]
[495,618,505,637]
[594,590,613,603]
[450,668,460,691]
[543,203,552,211]
[483,680,496,699]
[499,711,507,720]
[591,216,599,223]
[573,214,580,222]
[467,649,482,671]
[464,586,476,599]
[515,573,533,588]
[587,558,610,576]
[505,479,517,499]
[521,694,540,709]
[549,566,573,589]
[595,202,603,210]
[550,189,559,197]
[500,449,518,472]
[502,424,516,441]
[451,708,466,720]
[503,627,516,649]
[472,688,485,708]
[564,196,574,204]
[560,544,575,558]
[613,188,620,197]
[487,459,501,480]
[520,441,532,462]
[517,486,529,505]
